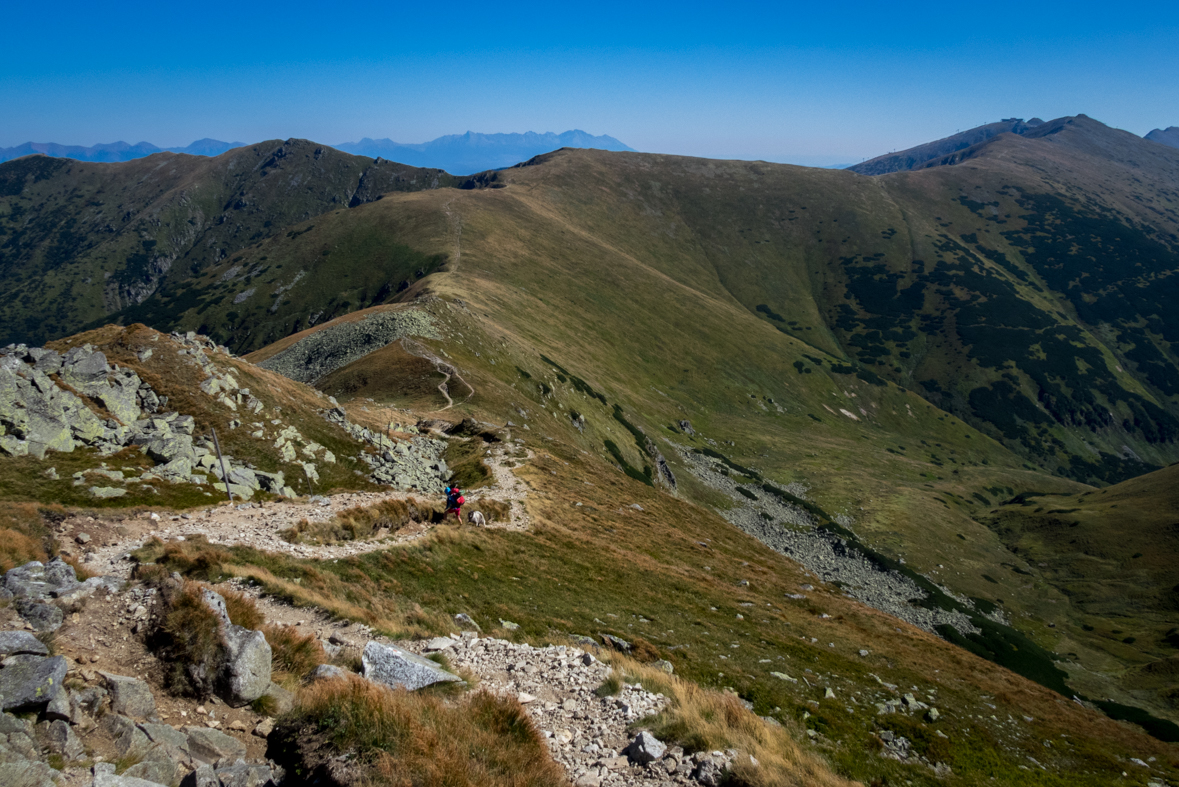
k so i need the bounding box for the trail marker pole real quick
[211,427,233,503]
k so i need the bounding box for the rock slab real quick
[362,641,464,691]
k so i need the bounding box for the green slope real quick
[0,140,460,345]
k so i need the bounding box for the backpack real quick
[456,496,465,506]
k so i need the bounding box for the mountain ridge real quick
[0,138,247,163]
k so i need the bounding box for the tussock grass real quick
[281,674,565,787]
[606,655,853,787]
[262,623,327,683]
[281,497,440,544]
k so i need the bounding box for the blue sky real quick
[3,1,1176,165]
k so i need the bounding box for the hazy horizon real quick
[3,1,1175,165]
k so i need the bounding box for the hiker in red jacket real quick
[445,485,465,524]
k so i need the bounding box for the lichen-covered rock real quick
[0,654,67,711]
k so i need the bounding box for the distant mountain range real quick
[334,130,634,174]
[0,130,633,174]
[0,138,246,164]
[1147,127,1179,149]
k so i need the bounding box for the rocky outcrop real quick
[322,407,450,493]
[4,558,122,633]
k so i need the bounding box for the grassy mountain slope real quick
[984,463,1179,715]
[0,141,459,345]
[848,117,1044,175]
[5,114,1179,742]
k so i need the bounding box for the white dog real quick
[468,510,486,527]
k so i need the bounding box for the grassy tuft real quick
[279,674,565,787]
[155,580,225,696]
[263,623,327,682]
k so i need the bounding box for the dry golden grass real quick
[0,503,49,572]
[220,586,266,629]
[286,674,566,787]
[263,623,327,683]
[604,655,855,787]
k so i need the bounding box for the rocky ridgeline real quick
[675,445,980,636]
[321,406,449,493]
[257,308,441,385]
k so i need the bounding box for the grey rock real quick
[651,659,674,674]
[200,589,272,706]
[0,710,32,735]
[4,558,79,600]
[423,637,456,652]
[599,633,631,653]
[362,641,464,691]
[215,763,275,787]
[624,730,666,765]
[185,726,247,765]
[122,748,178,786]
[13,599,63,632]
[691,759,724,786]
[0,631,49,657]
[180,764,219,787]
[140,722,190,753]
[93,767,170,787]
[0,654,67,711]
[101,672,157,718]
[103,713,153,759]
[309,664,347,681]
[43,684,72,721]
[89,486,127,499]
[0,760,60,787]
[39,718,85,761]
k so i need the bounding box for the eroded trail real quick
[77,444,532,579]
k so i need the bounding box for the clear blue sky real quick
[3,1,1176,166]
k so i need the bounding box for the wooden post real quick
[211,427,233,503]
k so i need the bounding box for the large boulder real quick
[184,726,247,765]
[4,557,80,600]
[200,590,271,706]
[101,672,157,719]
[13,599,63,633]
[362,641,464,691]
[0,654,67,711]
